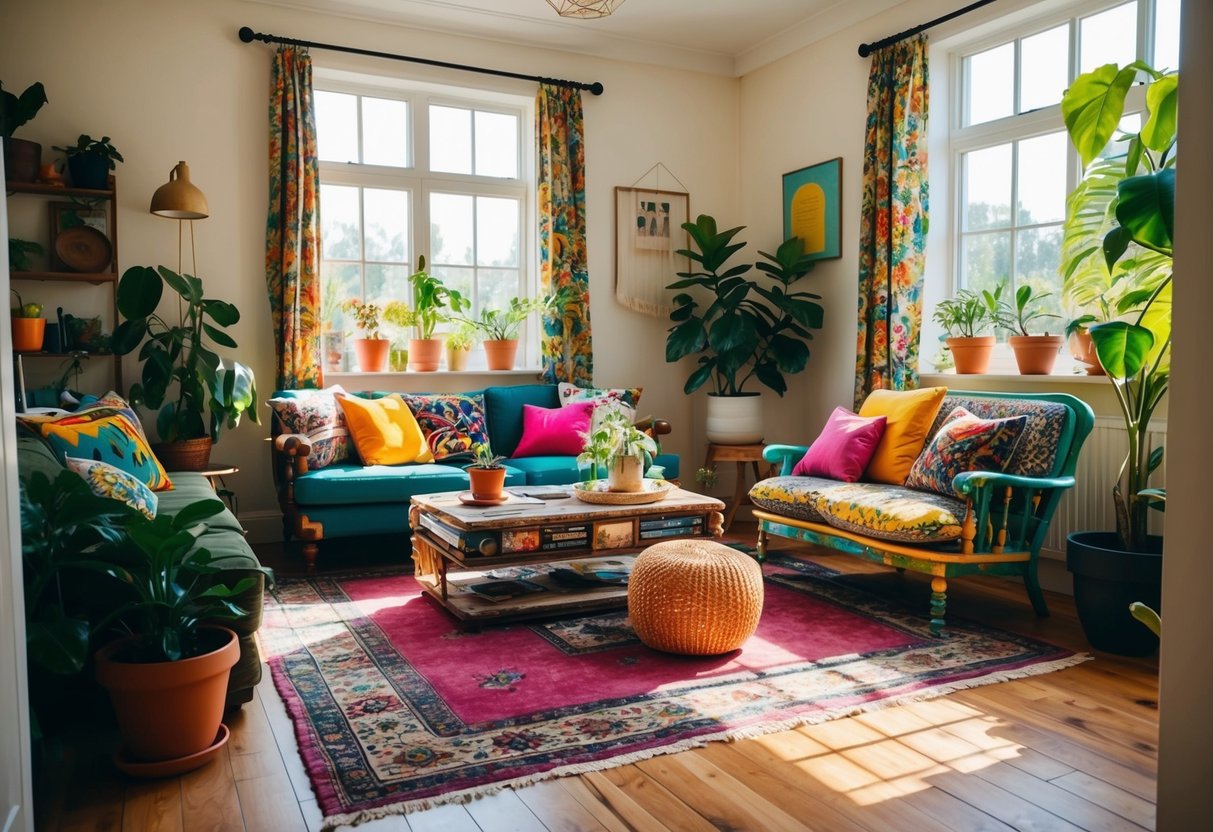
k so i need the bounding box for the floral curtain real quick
[537,83,592,385]
[265,45,323,390]
[854,35,929,408]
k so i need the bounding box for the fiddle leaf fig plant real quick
[110,265,259,444]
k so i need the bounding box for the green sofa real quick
[270,383,681,571]
[17,436,269,710]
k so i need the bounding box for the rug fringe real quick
[318,651,1091,830]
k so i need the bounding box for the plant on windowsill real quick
[1,79,48,183]
[52,133,123,190]
[665,215,822,444]
[1059,61,1176,656]
[578,409,659,493]
[460,295,548,371]
[991,283,1063,375]
[931,286,1001,374]
[445,322,477,372]
[381,299,415,371]
[342,298,388,372]
[109,265,259,471]
[466,442,507,501]
[409,255,470,372]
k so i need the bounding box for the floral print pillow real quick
[66,457,158,520]
[268,385,356,470]
[557,382,641,432]
[905,407,1028,498]
[399,392,490,460]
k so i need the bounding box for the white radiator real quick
[1041,415,1167,559]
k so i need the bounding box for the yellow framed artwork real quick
[782,157,842,261]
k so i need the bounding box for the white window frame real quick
[315,72,538,372]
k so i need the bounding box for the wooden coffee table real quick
[409,485,725,625]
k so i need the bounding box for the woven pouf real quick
[628,539,764,655]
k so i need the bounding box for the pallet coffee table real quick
[409,485,726,625]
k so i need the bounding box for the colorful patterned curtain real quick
[537,84,592,385]
[854,35,929,408]
[265,45,323,390]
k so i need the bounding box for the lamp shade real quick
[545,0,626,19]
[150,161,209,219]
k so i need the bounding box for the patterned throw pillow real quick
[267,385,356,470]
[18,393,173,491]
[557,382,641,432]
[399,392,490,461]
[65,457,158,519]
[905,407,1029,497]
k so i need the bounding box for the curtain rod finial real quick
[239,26,256,43]
[589,82,604,96]
[858,43,872,57]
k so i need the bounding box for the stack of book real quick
[638,514,704,540]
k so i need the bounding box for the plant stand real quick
[704,442,776,532]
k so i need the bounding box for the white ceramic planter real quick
[705,393,763,444]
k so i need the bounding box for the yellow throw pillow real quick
[858,387,948,485]
[335,394,434,466]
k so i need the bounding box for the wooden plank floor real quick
[39,523,1159,831]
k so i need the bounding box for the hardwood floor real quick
[38,523,1159,831]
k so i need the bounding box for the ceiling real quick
[247,0,907,76]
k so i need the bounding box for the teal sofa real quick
[270,384,680,571]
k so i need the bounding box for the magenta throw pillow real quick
[792,407,888,482]
[511,401,595,458]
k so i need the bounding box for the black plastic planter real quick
[67,153,109,190]
[1066,531,1162,656]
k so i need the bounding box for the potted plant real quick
[342,298,388,372]
[1065,316,1105,375]
[993,283,1063,374]
[52,134,123,190]
[665,215,822,443]
[9,237,43,272]
[408,256,469,371]
[1060,62,1175,655]
[10,288,45,352]
[931,287,999,374]
[0,80,47,183]
[466,442,507,501]
[462,296,547,371]
[445,322,477,371]
[578,409,659,493]
[109,265,259,471]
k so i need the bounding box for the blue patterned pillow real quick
[399,392,489,460]
[905,407,1028,497]
[66,457,158,519]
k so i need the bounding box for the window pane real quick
[479,269,522,316]
[1081,2,1138,73]
[361,97,409,167]
[321,262,361,330]
[476,196,520,267]
[430,105,472,174]
[1019,25,1069,112]
[1017,132,1067,225]
[320,184,361,259]
[961,231,1011,294]
[431,266,474,310]
[315,91,358,163]
[474,111,519,178]
[963,144,1012,231]
[1015,227,1065,328]
[365,264,409,307]
[1103,112,1142,161]
[363,188,409,263]
[1153,0,1180,71]
[430,193,474,266]
[965,43,1013,125]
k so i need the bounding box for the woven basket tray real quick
[572,479,673,505]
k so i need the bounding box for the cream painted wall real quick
[0,0,739,541]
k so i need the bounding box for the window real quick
[941,0,1181,364]
[315,78,533,371]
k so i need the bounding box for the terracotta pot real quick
[10,317,46,352]
[446,346,470,371]
[2,137,41,183]
[608,456,644,492]
[467,466,506,501]
[483,339,519,371]
[946,335,995,374]
[353,338,390,372]
[95,626,239,763]
[408,338,443,372]
[705,393,763,444]
[152,437,213,472]
[1010,334,1064,375]
[1069,330,1105,375]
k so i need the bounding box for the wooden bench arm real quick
[273,433,313,458]
[764,444,809,475]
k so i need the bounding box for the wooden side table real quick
[703,443,776,532]
[198,462,240,519]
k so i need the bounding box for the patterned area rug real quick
[261,555,1085,829]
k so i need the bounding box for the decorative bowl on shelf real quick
[572,479,674,505]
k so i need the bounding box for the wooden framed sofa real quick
[750,391,1095,635]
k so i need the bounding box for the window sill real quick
[921,371,1110,386]
[326,368,543,381]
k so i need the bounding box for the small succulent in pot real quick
[466,442,507,500]
[10,287,42,318]
[53,134,123,189]
[469,442,506,469]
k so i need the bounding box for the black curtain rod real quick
[857,0,999,57]
[238,26,604,95]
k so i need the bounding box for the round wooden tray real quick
[572,479,674,505]
[55,224,112,272]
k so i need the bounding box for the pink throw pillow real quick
[512,401,596,458]
[792,407,888,482]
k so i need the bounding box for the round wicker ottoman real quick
[628,539,764,655]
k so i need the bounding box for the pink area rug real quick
[260,555,1085,829]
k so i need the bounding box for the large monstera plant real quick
[1060,62,1175,552]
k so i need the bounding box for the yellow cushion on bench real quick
[812,482,965,543]
[859,387,948,485]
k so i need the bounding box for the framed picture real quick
[782,158,842,261]
[614,186,689,317]
[49,202,111,271]
[592,519,635,551]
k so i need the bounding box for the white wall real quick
[0,0,740,541]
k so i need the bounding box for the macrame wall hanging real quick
[613,163,690,318]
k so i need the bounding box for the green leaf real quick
[665,318,706,361]
[109,318,148,355]
[707,314,757,356]
[26,614,89,676]
[202,323,237,349]
[1139,74,1178,152]
[157,266,196,302]
[1148,446,1164,474]
[754,361,787,396]
[1062,63,1139,167]
[1089,320,1154,378]
[684,359,714,394]
[116,266,162,318]
[1116,170,1174,255]
[202,299,240,327]
[1102,226,1132,272]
